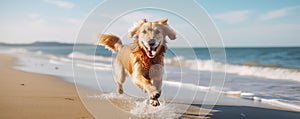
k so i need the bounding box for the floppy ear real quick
[155,18,176,40]
[154,18,168,25]
[162,25,176,40]
[128,19,147,38]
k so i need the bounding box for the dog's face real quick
[129,18,176,58]
[138,23,165,58]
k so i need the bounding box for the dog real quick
[98,18,176,106]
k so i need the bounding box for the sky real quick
[0,0,299,47]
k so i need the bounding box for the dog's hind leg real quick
[113,60,126,94]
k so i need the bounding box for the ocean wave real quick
[76,63,112,71]
[2,48,30,54]
[67,52,112,70]
[3,48,112,71]
[2,48,59,60]
[4,48,300,82]
[165,57,300,82]
[163,80,210,91]
[164,80,300,112]
[49,59,65,65]
[48,55,112,71]
[68,52,112,62]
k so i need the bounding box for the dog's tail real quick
[98,34,123,53]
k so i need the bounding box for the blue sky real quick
[0,0,299,47]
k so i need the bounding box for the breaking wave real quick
[165,57,300,82]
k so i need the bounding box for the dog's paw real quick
[150,99,160,107]
[149,91,160,100]
[117,87,123,94]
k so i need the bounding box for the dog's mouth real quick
[142,42,158,58]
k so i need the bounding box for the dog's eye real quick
[142,30,147,34]
[155,30,160,34]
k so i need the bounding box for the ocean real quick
[1,42,300,113]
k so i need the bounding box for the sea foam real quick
[165,57,300,82]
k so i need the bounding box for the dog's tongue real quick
[150,48,156,55]
[147,47,156,58]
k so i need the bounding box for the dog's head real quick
[129,18,176,58]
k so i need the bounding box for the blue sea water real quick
[6,43,299,69]
[1,42,300,112]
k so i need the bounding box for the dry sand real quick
[0,54,94,119]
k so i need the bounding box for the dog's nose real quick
[148,39,156,46]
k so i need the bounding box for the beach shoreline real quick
[1,53,300,119]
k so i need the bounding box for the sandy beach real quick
[0,54,94,119]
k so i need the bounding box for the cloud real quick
[0,13,82,43]
[44,0,74,9]
[213,10,253,24]
[260,6,300,20]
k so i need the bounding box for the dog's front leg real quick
[133,74,160,99]
[132,75,160,107]
[150,64,163,97]
[153,79,162,96]
[132,64,160,106]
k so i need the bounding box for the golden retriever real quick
[98,18,176,106]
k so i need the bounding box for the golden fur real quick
[98,18,176,106]
[98,34,122,53]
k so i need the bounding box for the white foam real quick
[47,54,59,60]
[68,52,112,62]
[98,93,128,100]
[253,96,261,101]
[34,51,43,55]
[49,59,64,65]
[240,93,255,100]
[76,63,111,71]
[164,80,300,112]
[97,93,178,118]
[164,56,185,66]
[241,92,255,96]
[59,57,72,62]
[223,91,242,96]
[130,99,178,118]
[163,80,210,91]
[4,48,29,54]
[2,48,62,63]
[226,91,300,111]
[261,99,300,111]
[42,51,113,71]
[165,57,300,82]
[75,60,111,68]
